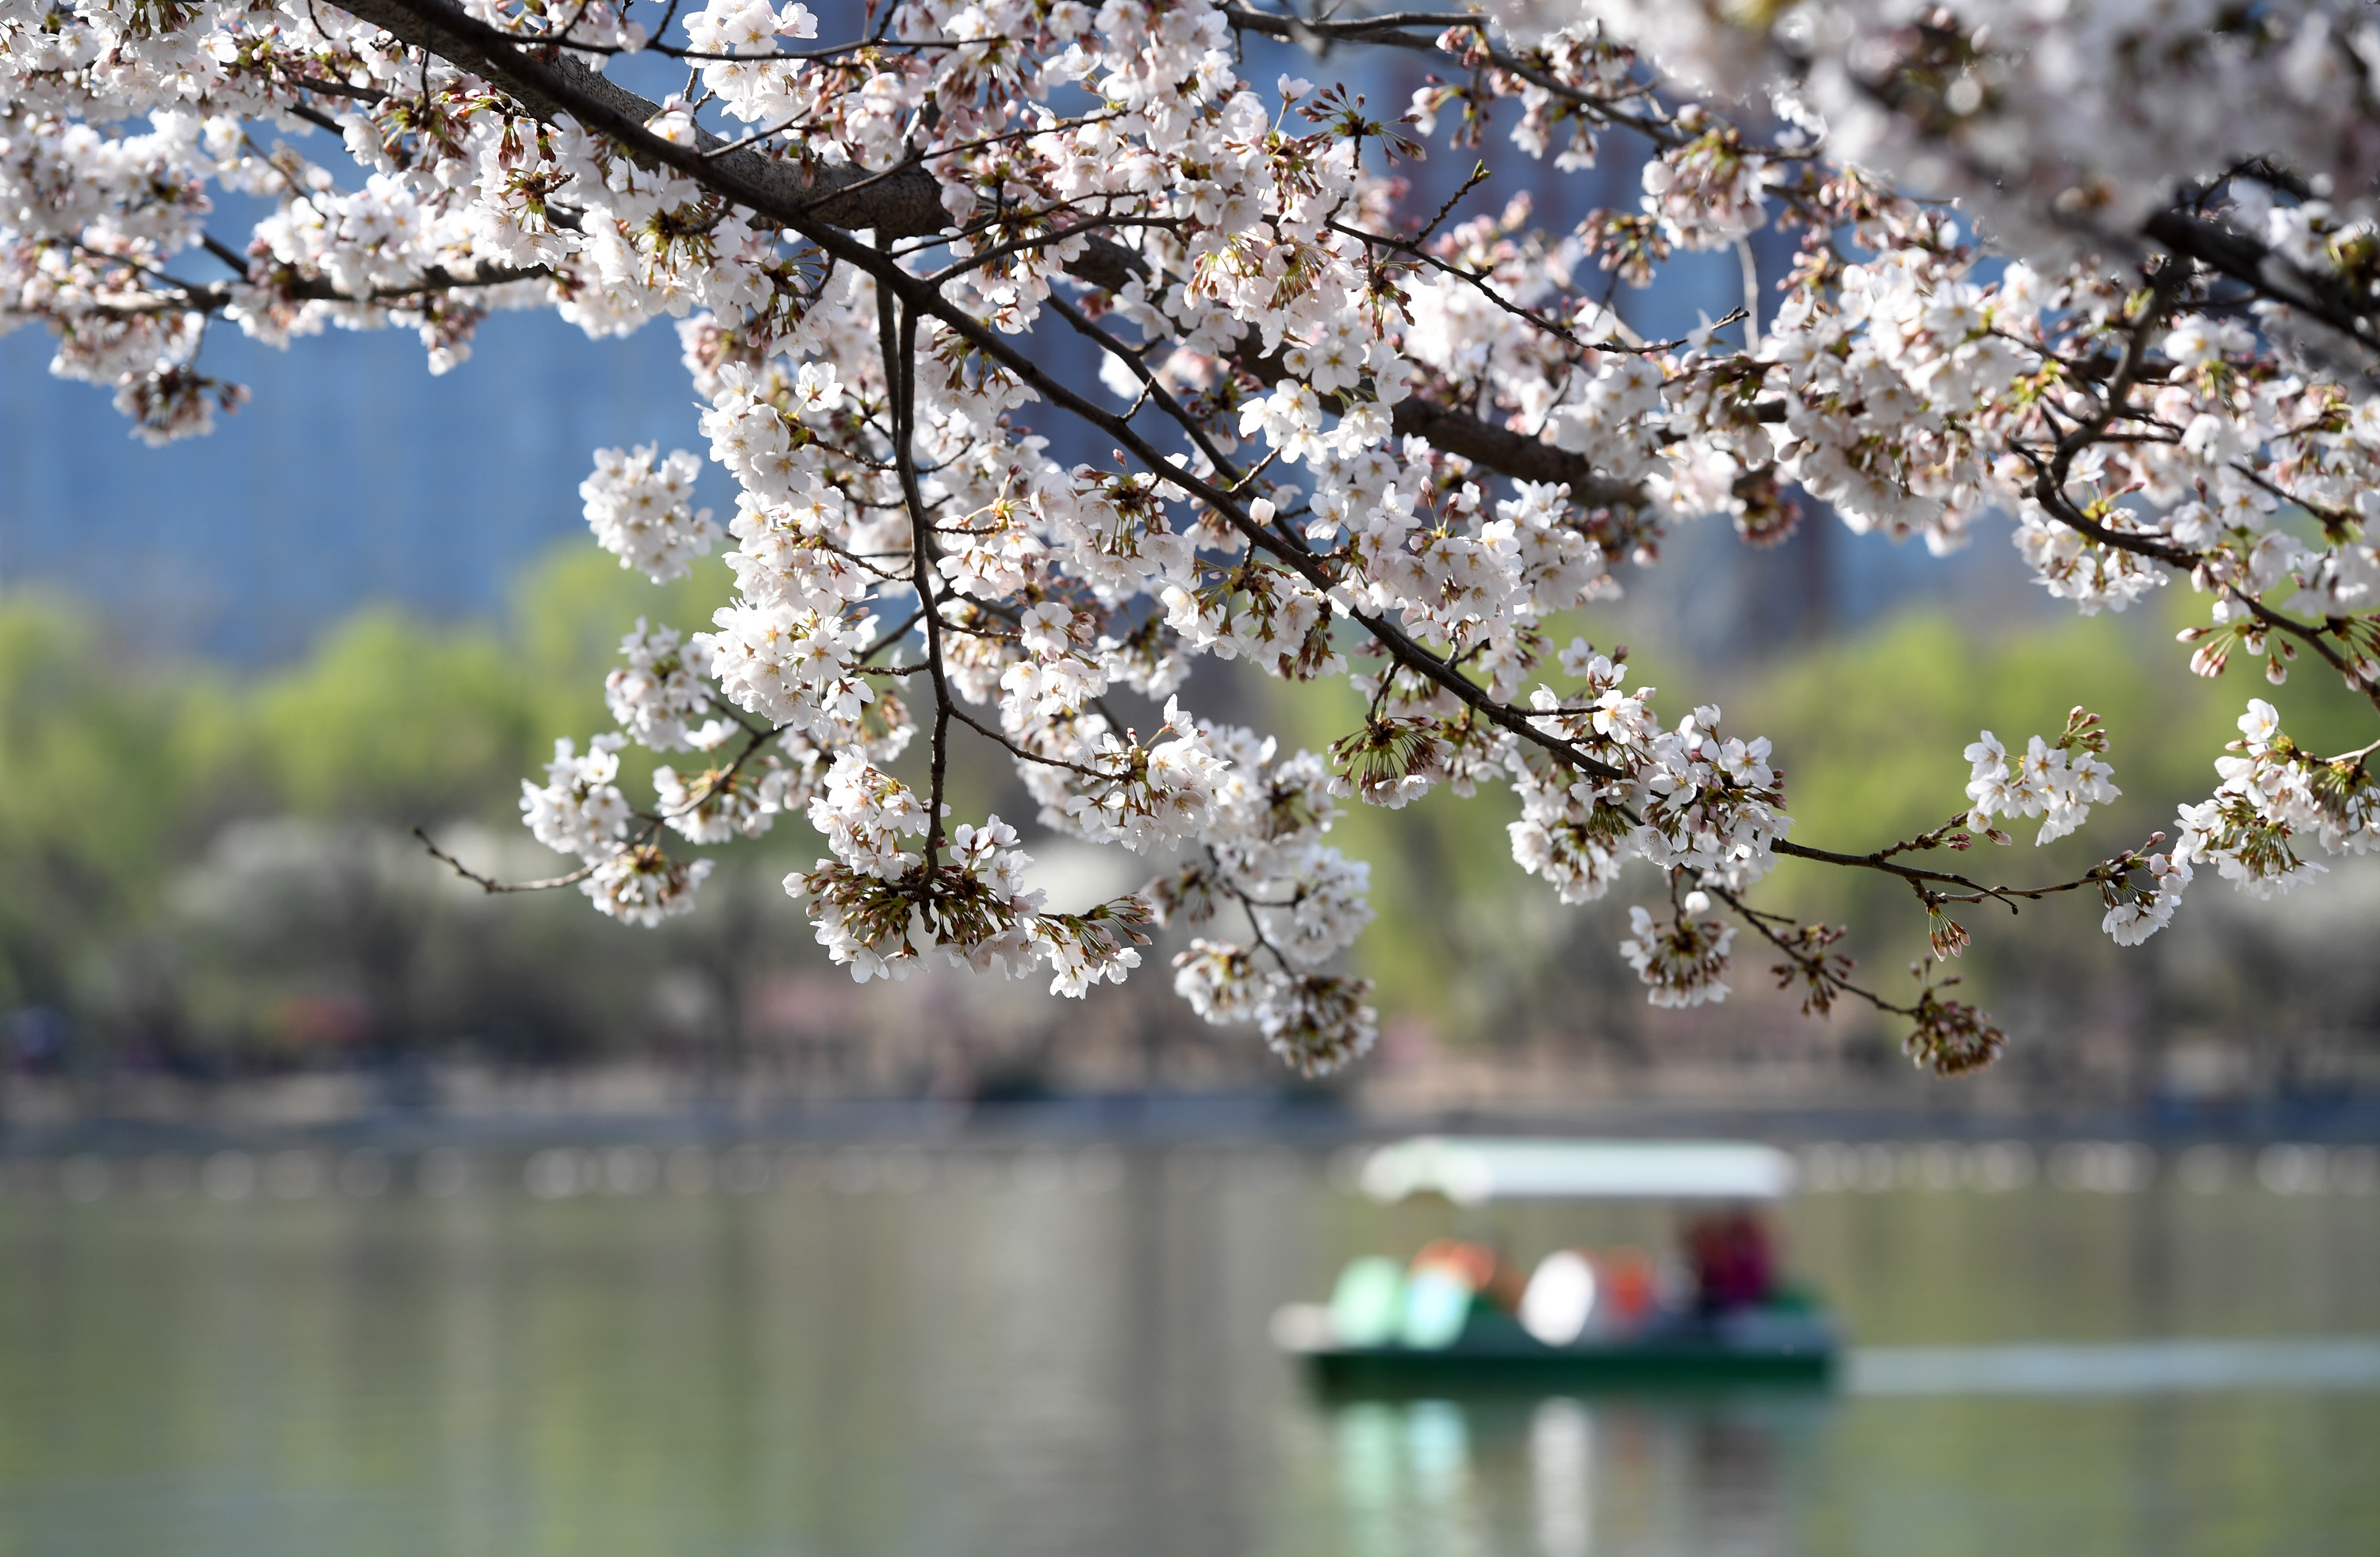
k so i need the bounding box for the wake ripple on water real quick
[1847,1336,2380,1395]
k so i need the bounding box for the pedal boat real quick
[1273,1137,1840,1394]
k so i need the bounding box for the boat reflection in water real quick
[1319,1390,1829,1557]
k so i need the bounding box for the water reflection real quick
[1318,1392,1830,1557]
[1529,1398,1591,1557]
[1851,1336,2380,1394]
[0,1145,2374,1555]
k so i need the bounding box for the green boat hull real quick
[1293,1311,1838,1398]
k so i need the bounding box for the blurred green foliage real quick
[248,548,730,822]
[0,546,733,1040]
[0,599,233,1008]
[250,608,534,819]
[1749,604,2370,913]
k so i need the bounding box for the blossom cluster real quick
[582,445,721,584]
[2176,699,2380,898]
[2100,850,2192,949]
[1505,641,1787,965]
[1495,2,2380,290]
[605,619,720,752]
[518,733,716,924]
[1618,895,1736,1009]
[782,806,1158,999]
[1963,713,2120,848]
[1146,720,1381,1076]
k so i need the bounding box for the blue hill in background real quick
[0,310,704,662]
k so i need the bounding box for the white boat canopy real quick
[1357,1137,1796,1205]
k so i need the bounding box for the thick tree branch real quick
[2143,208,2380,347]
[332,0,950,236]
[330,0,1651,506]
[881,288,954,865]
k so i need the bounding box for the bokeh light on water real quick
[0,1140,2373,1555]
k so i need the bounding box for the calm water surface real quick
[0,1143,2374,1556]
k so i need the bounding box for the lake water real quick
[0,1139,2374,1555]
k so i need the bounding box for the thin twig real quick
[415,826,605,892]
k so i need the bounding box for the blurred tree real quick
[0,596,231,1014]
[251,608,535,823]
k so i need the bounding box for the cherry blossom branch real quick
[175,10,2380,842]
[1322,216,1636,356]
[339,0,1655,507]
[942,701,1107,781]
[2221,586,2380,709]
[413,824,608,892]
[1220,6,1679,147]
[1775,833,2155,916]
[1705,884,1916,1019]
[336,0,953,236]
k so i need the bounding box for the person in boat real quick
[1684,1210,1776,1314]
